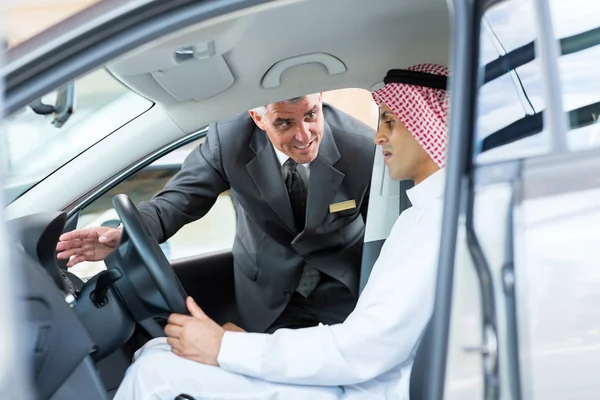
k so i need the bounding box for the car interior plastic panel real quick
[49,357,109,400]
[106,16,253,103]
[360,147,402,292]
[260,52,347,89]
[12,243,104,399]
[10,212,137,363]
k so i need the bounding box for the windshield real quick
[1,68,153,203]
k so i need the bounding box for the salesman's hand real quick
[56,226,122,267]
[165,297,226,366]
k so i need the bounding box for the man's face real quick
[249,94,324,164]
[374,102,433,182]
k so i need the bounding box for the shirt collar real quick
[272,143,311,168]
[406,168,446,207]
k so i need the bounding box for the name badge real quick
[329,200,356,213]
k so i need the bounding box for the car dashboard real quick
[9,211,139,400]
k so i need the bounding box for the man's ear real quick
[249,110,267,131]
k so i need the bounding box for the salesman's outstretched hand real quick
[165,297,226,366]
[56,226,122,267]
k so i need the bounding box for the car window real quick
[1,68,153,204]
[475,0,550,164]
[478,15,536,136]
[475,0,600,163]
[550,0,600,151]
[70,138,238,281]
[322,88,379,129]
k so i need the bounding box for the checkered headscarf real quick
[372,63,450,168]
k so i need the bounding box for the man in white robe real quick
[114,63,450,400]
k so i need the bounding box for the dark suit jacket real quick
[138,104,375,332]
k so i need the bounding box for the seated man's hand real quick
[222,322,246,332]
[165,297,226,366]
[56,226,122,267]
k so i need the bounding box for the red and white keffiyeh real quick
[372,63,450,168]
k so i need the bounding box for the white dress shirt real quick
[114,168,445,400]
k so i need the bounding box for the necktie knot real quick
[284,158,298,172]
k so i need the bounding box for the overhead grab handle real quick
[261,53,347,89]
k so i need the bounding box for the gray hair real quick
[252,96,307,117]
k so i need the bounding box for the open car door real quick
[431,0,600,399]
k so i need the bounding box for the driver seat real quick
[409,319,433,400]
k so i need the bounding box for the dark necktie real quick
[284,158,321,297]
[284,158,307,232]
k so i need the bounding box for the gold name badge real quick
[329,200,357,213]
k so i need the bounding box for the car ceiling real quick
[106,0,450,133]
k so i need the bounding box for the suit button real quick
[283,290,290,297]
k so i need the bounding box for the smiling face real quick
[374,102,439,184]
[249,94,324,164]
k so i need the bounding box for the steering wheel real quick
[107,194,188,320]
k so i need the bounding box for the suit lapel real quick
[246,126,297,234]
[304,122,345,233]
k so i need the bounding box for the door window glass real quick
[476,0,550,164]
[70,139,237,281]
[549,0,600,151]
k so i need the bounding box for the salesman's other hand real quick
[56,226,122,267]
[165,297,225,366]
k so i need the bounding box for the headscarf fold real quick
[372,63,450,168]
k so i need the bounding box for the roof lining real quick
[107,0,451,132]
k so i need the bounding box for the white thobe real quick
[114,169,445,400]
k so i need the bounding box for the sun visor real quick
[106,17,252,103]
[150,54,234,102]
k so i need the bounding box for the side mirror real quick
[28,82,75,128]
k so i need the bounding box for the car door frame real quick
[0,11,36,398]
[422,0,485,397]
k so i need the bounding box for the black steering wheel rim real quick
[111,193,188,316]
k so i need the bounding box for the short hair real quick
[252,96,306,117]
